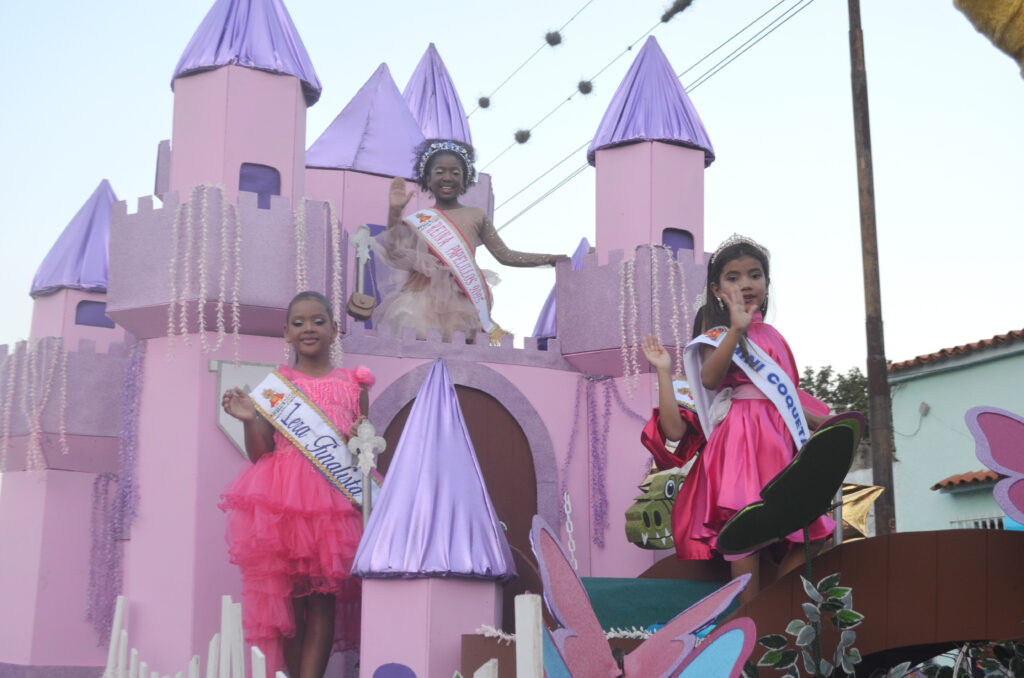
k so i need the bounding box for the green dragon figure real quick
[624,467,687,549]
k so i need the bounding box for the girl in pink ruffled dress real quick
[220,291,373,677]
[676,236,830,601]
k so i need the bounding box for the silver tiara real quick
[709,233,770,266]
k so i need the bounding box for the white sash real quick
[404,208,496,333]
[249,370,379,509]
[682,328,810,447]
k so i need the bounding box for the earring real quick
[761,293,768,313]
[284,342,292,365]
[716,297,725,310]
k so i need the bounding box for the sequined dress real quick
[372,206,561,340]
[219,365,374,667]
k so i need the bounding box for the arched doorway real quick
[380,385,540,630]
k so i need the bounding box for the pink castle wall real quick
[29,289,126,352]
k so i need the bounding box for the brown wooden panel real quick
[936,530,988,640]
[834,536,889,657]
[461,635,516,678]
[886,531,938,648]
[985,530,1024,639]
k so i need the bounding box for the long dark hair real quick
[699,240,770,365]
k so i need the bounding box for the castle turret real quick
[168,0,320,203]
[587,35,714,263]
[353,359,513,677]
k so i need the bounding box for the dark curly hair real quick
[287,290,334,322]
[413,138,478,192]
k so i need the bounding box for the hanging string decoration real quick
[294,198,309,293]
[165,185,243,359]
[328,201,344,365]
[18,339,66,472]
[619,255,641,398]
[0,347,18,469]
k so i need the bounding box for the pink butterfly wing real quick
[531,517,620,678]
[623,574,751,677]
[967,407,1024,524]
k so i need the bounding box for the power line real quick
[493,0,817,230]
[480,19,662,173]
[466,0,597,118]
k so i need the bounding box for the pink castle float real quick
[0,0,719,675]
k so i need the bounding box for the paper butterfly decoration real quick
[531,515,755,678]
[716,412,865,560]
[966,406,1024,525]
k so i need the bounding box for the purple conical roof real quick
[587,36,714,167]
[352,359,516,580]
[31,180,117,298]
[306,64,426,179]
[171,0,322,106]
[402,43,473,145]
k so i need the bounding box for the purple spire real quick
[31,180,117,299]
[587,36,714,167]
[402,43,473,145]
[172,0,322,106]
[306,64,426,179]
[532,237,591,339]
[352,359,516,581]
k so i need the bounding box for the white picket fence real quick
[102,593,546,678]
[100,595,285,678]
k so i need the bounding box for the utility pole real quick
[847,0,896,535]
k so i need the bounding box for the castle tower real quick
[587,35,714,264]
[0,179,128,676]
[29,179,125,351]
[353,360,513,677]
[168,0,321,204]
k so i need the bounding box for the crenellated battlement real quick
[107,187,349,340]
[556,243,708,376]
[0,336,128,473]
[343,322,575,371]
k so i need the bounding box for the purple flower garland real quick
[86,337,145,644]
[560,374,655,548]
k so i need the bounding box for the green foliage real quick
[920,640,1024,677]
[749,573,863,677]
[800,366,870,439]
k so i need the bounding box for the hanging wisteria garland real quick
[86,338,146,644]
[166,185,243,360]
[86,472,119,645]
[560,374,653,548]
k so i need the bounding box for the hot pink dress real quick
[219,365,374,667]
[671,314,833,560]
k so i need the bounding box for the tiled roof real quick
[930,469,1002,491]
[889,329,1024,372]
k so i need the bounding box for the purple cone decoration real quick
[307,64,426,180]
[402,43,473,145]
[352,359,515,580]
[587,36,714,167]
[172,0,322,105]
[31,179,117,298]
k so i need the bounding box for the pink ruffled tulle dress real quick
[219,365,374,667]
[672,314,834,560]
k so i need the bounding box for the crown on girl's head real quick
[709,233,770,265]
[416,140,475,182]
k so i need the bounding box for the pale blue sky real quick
[1,0,1021,373]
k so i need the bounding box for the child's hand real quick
[388,177,415,213]
[348,415,366,439]
[720,287,754,332]
[222,387,257,422]
[641,335,672,372]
